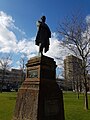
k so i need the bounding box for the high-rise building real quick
[64,55,82,91]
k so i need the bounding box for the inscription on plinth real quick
[28,70,38,78]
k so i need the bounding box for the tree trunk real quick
[84,84,88,110]
[83,61,89,110]
[0,81,3,93]
[0,69,5,93]
[84,70,88,110]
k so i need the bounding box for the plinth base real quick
[12,55,65,120]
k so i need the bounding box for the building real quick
[64,55,90,91]
[0,69,25,91]
[64,55,83,91]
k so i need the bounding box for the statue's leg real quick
[39,43,41,53]
[39,43,43,54]
[45,45,49,53]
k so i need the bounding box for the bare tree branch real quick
[58,13,90,109]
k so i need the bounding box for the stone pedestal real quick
[12,55,65,120]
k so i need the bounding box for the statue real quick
[35,16,51,54]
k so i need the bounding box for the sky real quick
[0,0,90,77]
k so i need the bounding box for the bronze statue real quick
[35,16,51,54]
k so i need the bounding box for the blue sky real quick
[0,0,90,37]
[0,0,90,77]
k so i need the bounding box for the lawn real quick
[0,92,90,120]
[0,92,17,120]
[63,92,90,120]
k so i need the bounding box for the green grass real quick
[0,92,90,120]
[64,92,90,120]
[0,92,17,120]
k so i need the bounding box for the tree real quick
[58,14,90,110]
[0,54,12,92]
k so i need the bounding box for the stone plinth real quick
[12,55,65,120]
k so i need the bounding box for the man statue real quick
[35,16,51,54]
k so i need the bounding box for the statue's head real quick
[41,16,46,22]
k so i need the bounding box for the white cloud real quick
[0,11,14,27]
[0,24,17,52]
[86,15,90,25]
[0,11,25,53]
[45,33,71,67]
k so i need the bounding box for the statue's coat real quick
[35,22,51,53]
